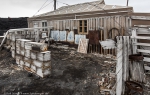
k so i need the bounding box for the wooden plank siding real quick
[29,15,130,56]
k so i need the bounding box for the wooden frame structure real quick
[27,0,134,55]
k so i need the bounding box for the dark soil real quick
[0,45,116,95]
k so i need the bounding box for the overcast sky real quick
[0,0,150,17]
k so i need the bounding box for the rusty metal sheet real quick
[129,54,143,61]
[88,30,100,45]
[125,81,143,95]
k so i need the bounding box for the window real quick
[79,20,87,34]
[42,22,47,31]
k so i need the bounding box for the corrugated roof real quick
[32,0,131,18]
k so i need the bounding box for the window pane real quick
[79,21,82,26]
[42,22,44,27]
[84,20,87,26]
[84,27,87,32]
[80,27,82,32]
[45,22,47,27]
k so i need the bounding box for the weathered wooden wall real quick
[29,15,131,55]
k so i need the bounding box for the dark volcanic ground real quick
[0,45,117,95]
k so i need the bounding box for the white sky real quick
[0,0,150,18]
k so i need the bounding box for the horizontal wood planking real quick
[137,49,150,54]
[133,43,150,46]
[137,28,150,34]
[143,57,150,62]
[131,36,150,39]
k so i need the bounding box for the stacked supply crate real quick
[7,31,36,58]
[5,30,51,78]
[24,42,51,78]
[15,39,31,68]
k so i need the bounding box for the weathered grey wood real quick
[116,36,123,95]
[77,38,89,54]
[31,50,37,60]
[25,49,31,58]
[36,67,51,78]
[0,30,9,51]
[33,60,51,68]
[37,51,51,61]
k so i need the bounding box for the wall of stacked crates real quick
[6,30,51,78]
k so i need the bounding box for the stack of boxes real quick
[25,42,51,78]
[6,31,51,78]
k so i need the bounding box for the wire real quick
[57,0,69,6]
[33,0,53,16]
[40,0,54,10]
[57,0,60,8]
[51,4,54,11]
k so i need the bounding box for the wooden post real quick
[54,0,56,10]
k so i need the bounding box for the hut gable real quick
[31,0,132,18]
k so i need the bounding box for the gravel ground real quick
[1,44,144,95]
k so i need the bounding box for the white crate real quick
[11,33,16,41]
[33,60,51,68]
[37,51,51,61]
[16,39,21,47]
[24,62,31,67]
[16,57,20,65]
[31,65,36,71]
[20,60,24,66]
[25,42,37,50]
[24,57,32,67]
[25,42,47,51]
[36,67,51,78]
[16,47,21,54]
[11,49,15,58]
[24,57,32,63]
[20,39,31,47]
[20,49,25,56]
[25,49,31,58]
[31,50,37,60]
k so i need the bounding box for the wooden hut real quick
[28,0,133,55]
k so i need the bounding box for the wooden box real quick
[36,67,51,78]
[25,42,48,52]
[31,43,48,52]
[16,47,20,54]
[33,60,51,68]
[37,51,51,61]
[25,49,31,58]
[25,42,37,50]
[24,57,32,67]
[20,39,31,47]
[16,39,21,47]
[31,50,37,60]
[31,64,36,72]
[11,33,16,41]
[11,49,15,58]
[16,57,20,65]
[20,48,25,56]
[15,54,24,65]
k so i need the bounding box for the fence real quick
[116,36,131,95]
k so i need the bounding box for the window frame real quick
[78,20,88,34]
[41,21,48,31]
